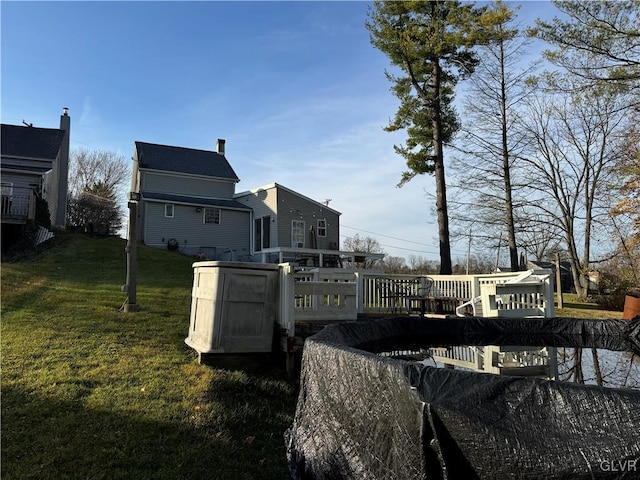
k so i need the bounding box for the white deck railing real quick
[357,269,554,316]
[277,266,555,336]
[427,345,558,379]
[279,264,358,336]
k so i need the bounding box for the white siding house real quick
[131,140,344,264]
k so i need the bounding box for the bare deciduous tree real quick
[68,148,129,198]
[516,209,565,263]
[66,148,129,235]
[382,256,408,274]
[342,234,385,270]
[519,81,630,298]
[407,255,439,275]
[450,2,538,271]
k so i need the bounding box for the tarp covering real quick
[286,317,640,479]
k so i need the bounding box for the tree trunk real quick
[432,59,452,275]
[568,254,588,299]
[500,40,519,272]
[563,203,588,299]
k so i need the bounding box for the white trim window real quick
[317,218,327,237]
[292,220,305,248]
[203,207,221,225]
[164,204,174,218]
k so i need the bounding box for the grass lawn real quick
[2,234,626,479]
[1,234,298,480]
[555,293,624,319]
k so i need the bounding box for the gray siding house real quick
[131,139,343,265]
[1,108,71,228]
[131,139,252,260]
[235,183,342,264]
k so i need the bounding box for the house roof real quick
[141,192,251,211]
[1,124,64,161]
[135,141,239,182]
[235,182,342,216]
[528,260,571,273]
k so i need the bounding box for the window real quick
[164,204,174,218]
[1,182,13,196]
[254,216,271,252]
[292,220,305,248]
[1,183,13,215]
[203,207,220,225]
[317,218,327,237]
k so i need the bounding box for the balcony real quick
[1,188,36,224]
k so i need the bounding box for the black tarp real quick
[286,317,640,479]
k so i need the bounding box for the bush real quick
[594,293,626,311]
[66,185,122,236]
[592,273,632,311]
[35,195,52,229]
[2,220,41,261]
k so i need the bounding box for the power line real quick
[340,225,468,256]
[341,224,436,247]
[378,243,439,255]
[339,235,466,257]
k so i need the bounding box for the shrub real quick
[35,195,52,229]
[594,293,626,311]
[593,273,631,311]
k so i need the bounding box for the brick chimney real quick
[55,107,70,228]
[216,138,225,155]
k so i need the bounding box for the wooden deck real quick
[276,266,555,375]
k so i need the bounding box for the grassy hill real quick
[1,234,297,479]
[2,234,624,479]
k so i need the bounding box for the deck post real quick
[555,252,564,310]
[124,197,140,312]
[354,271,364,314]
[279,264,296,337]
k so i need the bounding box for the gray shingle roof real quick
[142,192,251,211]
[1,124,64,160]
[135,141,239,181]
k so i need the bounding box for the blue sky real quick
[1,1,553,262]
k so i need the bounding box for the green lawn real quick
[556,293,624,319]
[2,234,625,479]
[1,234,297,480]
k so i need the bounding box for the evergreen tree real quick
[366,0,496,274]
[66,148,128,235]
[531,0,640,94]
[67,181,122,235]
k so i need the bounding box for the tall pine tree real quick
[531,0,640,93]
[367,0,494,274]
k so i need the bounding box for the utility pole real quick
[465,227,472,275]
[124,192,140,312]
[495,232,503,272]
[555,252,563,310]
